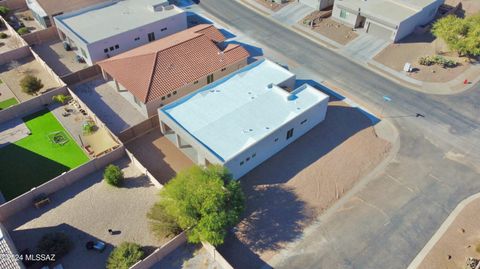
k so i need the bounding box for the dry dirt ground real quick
[218,100,391,268]
[374,33,472,83]
[446,0,480,16]
[301,14,358,45]
[418,196,480,269]
[252,0,293,11]
[0,56,62,101]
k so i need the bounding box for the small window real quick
[221,67,226,72]
[252,153,256,158]
[246,157,250,162]
[161,27,167,31]
[240,161,244,166]
[167,93,171,98]
[134,37,140,41]
[194,81,199,84]
[286,128,294,140]
[301,119,307,125]
[109,46,114,51]
[274,138,279,142]
[161,96,165,100]
[340,9,347,19]
[173,91,177,95]
[115,44,119,49]
[104,48,108,53]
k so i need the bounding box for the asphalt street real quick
[197,1,480,268]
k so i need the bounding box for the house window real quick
[115,44,119,49]
[221,67,226,72]
[246,157,250,162]
[340,9,347,19]
[161,96,165,100]
[194,80,199,84]
[173,91,177,95]
[134,37,140,41]
[286,128,294,140]
[274,138,278,142]
[207,74,214,84]
[104,48,108,53]
[161,27,167,31]
[240,161,244,166]
[301,119,307,124]
[148,32,155,42]
[167,93,171,98]
[109,46,114,51]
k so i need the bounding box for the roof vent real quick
[267,83,273,89]
[149,2,169,12]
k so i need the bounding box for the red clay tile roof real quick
[98,24,249,103]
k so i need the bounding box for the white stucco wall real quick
[332,4,359,27]
[395,0,443,41]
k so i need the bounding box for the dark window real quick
[109,46,114,51]
[194,81,199,84]
[240,161,244,166]
[115,44,119,49]
[173,91,177,95]
[148,32,155,42]
[286,128,294,139]
[161,96,165,100]
[246,157,250,162]
[274,138,279,142]
[104,48,108,53]
[252,153,256,158]
[207,74,214,84]
[221,67,226,72]
[167,93,171,98]
[161,27,167,31]
[301,119,307,124]
[134,37,140,41]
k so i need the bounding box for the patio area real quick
[32,39,88,76]
[71,78,146,134]
[0,28,24,54]
[5,157,164,269]
[0,56,63,102]
[14,10,44,33]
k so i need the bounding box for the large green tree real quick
[432,14,480,57]
[148,165,245,246]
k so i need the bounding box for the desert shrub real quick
[0,6,9,15]
[82,121,96,135]
[104,164,124,187]
[52,94,72,104]
[0,33,8,39]
[17,27,29,35]
[106,242,143,269]
[20,75,43,95]
[37,232,73,259]
[418,55,458,68]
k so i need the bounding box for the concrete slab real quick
[340,34,390,63]
[33,39,88,76]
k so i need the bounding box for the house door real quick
[148,32,155,42]
[207,74,214,84]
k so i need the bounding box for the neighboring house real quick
[25,0,109,28]
[98,24,250,117]
[54,0,187,65]
[0,224,24,269]
[301,0,335,10]
[332,0,444,42]
[158,59,330,179]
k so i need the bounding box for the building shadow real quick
[186,11,213,27]
[150,243,198,269]
[395,31,436,44]
[32,39,72,77]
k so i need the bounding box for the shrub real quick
[52,94,72,104]
[106,242,143,269]
[418,55,458,68]
[82,121,96,135]
[17,27,29,35]
[147,202,182,239]
[37,232,73,259]
[0,6,9,15]
[104,164,124,187]
[0,33,8,39]
[20,75,43,95]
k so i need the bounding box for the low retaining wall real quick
[0,86,67,124]
[202,242,235,269]
[0,146,126,222]
[125,149,163,188]
[61,65,101,86]
[22,27,58,46]
[130,231,187,269]
[0,45,29,65]
[118,116,160,143]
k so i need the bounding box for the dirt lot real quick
[417,196,480,269]
[218,100,391,268]
[300,15,358,45]
[0,56,62,101]
[252,0,293,11]
[374,33,472,83]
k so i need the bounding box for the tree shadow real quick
[218,185,312,269]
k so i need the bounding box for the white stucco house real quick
[301,0,335,10]
[332,0,444,41]
[54,0,187,65]
[158,59,330,179]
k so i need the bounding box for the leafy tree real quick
[20,75,43,95]
[106,242,143,269]
[104,164,124,187]
[432,14,480,57]
[0,6,9,16]
[52,94,72,104]
[148,165,245,246]
[147,202,181,239]
[37,232,73,259]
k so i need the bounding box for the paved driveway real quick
[72,78,146,134]
[339,34,390,63]
[271,3,315,25]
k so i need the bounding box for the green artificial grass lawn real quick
[0,97,18,110]
[0,109,89,201]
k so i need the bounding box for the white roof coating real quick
[162,59,330,162]
[55,0,184,43]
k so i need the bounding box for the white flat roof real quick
[55,0,184,43]
[337,0,440,25]
[161,59,329,162]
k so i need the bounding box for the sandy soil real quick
[418,196,480,269]
[253,0,293,11]
[374,33,473,83]
[0,56,62,102]
[445,0,480,17]
[218,100,391,268]
[301,15,358,45]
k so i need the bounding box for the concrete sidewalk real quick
[272,2,315,25]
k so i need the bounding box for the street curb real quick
[233,0,480,95]
[406,192,480,269]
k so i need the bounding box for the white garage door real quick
[367,22,393,40]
